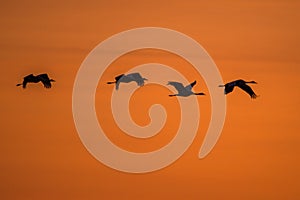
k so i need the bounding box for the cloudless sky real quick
[0,0,299,199]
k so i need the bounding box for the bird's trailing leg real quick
[16,83,26,88]
[194,92,205,95]
[107,81,116,84]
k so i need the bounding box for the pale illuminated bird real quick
[167,80,205,97]
[107,73,148,90]
[16,73,55,89]
[219,79,258,99]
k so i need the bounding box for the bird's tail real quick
[218,85,225,87]
[16,83,22,87]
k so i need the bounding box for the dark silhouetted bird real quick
[219,79,258,98]
[107,73,148,90]
[167,80,205,97]
[16,73,55,89]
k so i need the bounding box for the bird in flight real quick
[16,73,55,89]
[107,73,148,90]
[167,80,205,97]
[219,79,258,99]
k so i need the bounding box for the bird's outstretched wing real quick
[238,83,257,98]
[224,85,234,94]
[22,74,35,88]
[37,74,52,88]
[115,74,125,82]
[114,74,125,90]
[224,81,237,94]
[185,80,197,90]
[126,73,143,79]
[126,73,147,86]
[23,74,34,80]
[168,81,185,92]
[22,80,27,88]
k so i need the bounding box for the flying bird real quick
[167,80,205,97]
[16,73,55,89]
[219,79,258,98]
[107,73,148,90]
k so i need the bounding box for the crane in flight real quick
[107,73,148,90]
[219,79,258,99]
[167,80,205,97]
[16,73,55,89]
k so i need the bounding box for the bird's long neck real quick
[218,85,225,87]
[169,94,177,97]
[245,81,256,84]
[107,81,116,84]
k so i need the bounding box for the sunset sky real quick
[1,0,299,199]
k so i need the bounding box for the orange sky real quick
[0,0,299,199]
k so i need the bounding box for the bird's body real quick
[167,80,205,97]
[16,73,55,89]
[219,79,258,98]
[107,73,147,90]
